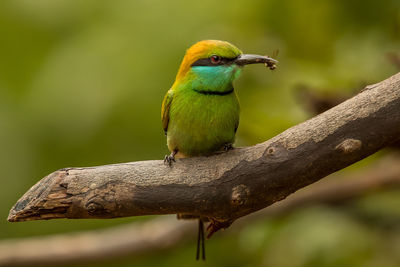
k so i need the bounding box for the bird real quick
[161,40,277,260]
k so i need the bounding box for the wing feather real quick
[161,89,174,135]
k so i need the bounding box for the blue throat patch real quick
[190,65,242,94]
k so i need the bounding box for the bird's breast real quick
[167,90,240,157]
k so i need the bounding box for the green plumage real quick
[162,40,243,158]
[166,85,240,157]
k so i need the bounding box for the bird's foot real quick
[223,143,234,151]
[163,154,175,166]
[164,150,178,167]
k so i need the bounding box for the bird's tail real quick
[196,219,206,261]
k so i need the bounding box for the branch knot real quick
[335,139,362,154]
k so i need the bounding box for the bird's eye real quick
[210,55,222,64]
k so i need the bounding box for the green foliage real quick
[0,0,399,266]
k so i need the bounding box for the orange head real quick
[175,40,277,81]
[175,40,243,81]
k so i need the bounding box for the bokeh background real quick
[1,0,400,266]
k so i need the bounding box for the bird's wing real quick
[234,120,239,133]
[161,89,174,135]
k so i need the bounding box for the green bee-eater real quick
[161,40,277,260]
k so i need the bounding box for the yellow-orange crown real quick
[175,40,242,81]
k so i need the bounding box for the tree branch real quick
[242,153,400,222]
[2,154,400,266]
[8,72,400,234]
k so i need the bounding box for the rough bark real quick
[2,154,400,267]
[8,72,400,234]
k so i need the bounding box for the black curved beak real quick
[235,54,278,67]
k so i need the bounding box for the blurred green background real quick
[1,0,400,266]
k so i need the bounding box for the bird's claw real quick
[164,154,176,166]
[223,143,234,151]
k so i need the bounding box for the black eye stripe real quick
[191,57,237,67]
